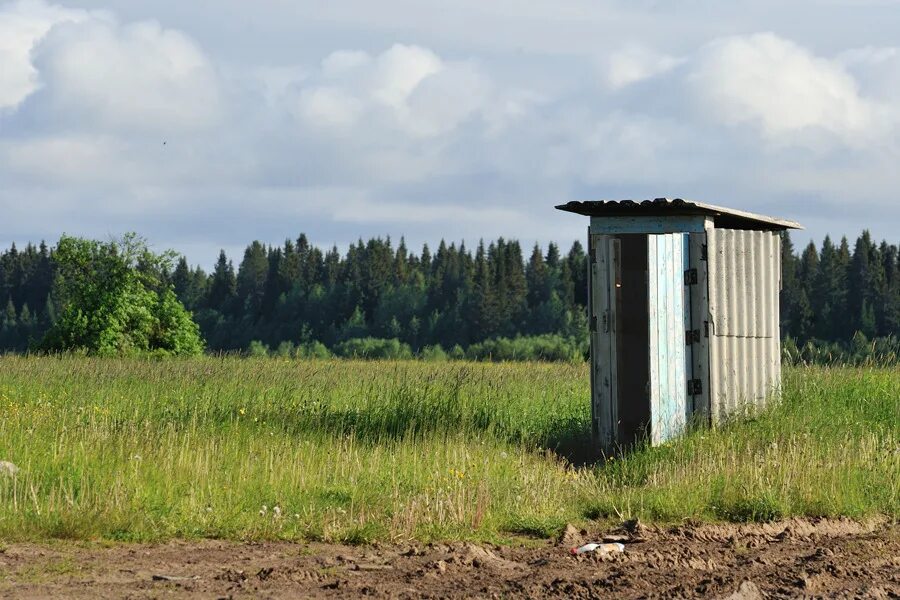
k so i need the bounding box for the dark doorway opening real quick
[613,235,650,448]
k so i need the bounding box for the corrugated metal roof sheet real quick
[556,198,803,231]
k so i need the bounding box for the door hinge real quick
[704,321,710,338]
[687,378,703,396]
[684,268,698,285]
[701,244,708,261]
[685,329,701,345]
[602,310,610,333]
[590,315,598,332]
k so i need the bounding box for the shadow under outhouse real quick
[556,198,802,453]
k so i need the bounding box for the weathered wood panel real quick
[647,233,688,444]
[590,215,708,235]
[590,234,617,452]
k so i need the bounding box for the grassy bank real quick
[0,357,896,542]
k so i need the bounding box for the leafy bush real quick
[419,344,448,361]
[296,340,331,360]
[247,340,269,357]
[465,334,586,362]
[273,341,295,358]
[449,344,466,360]
[333,337,413,360]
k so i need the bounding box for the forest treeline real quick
[1,231,898,361]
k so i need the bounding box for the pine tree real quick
[526,244,550,308]
[207,250,237,313]
[172,257,196,309]
[19,303,31,326]
[261,246,284,316]
[4,296,16,327]
[394,237,409,285]
[814,236,845,341]
[848,233,873,336]
[567,240,588,309]
[503,240,528,335]
[780,232,802,339]
[236,241,269,318]
[835,237,853,339]
[420,243,432,284]
[882,243,900,335]
[796,242,819,340]
[43,293,57,326]
[546,242,561,269]
[469,241,499,340]
[323,246,341,287]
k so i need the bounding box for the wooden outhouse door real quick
[647,233,689,444]
[589,234,617,451]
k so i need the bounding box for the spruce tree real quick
[469,241,499,340]
[567,241,587,308]
[236,241,269,318]
[814,236,845,341]
[207,250,237,313]
[502,240,528,335]
[796,242,819,340]
[4,296,16,327]
[882,244,900,335]
[526,244,550,308]
[849,233,872,336]
[780,232,802,339]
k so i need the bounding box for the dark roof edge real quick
[555,198,803,230]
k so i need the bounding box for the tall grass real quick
[0,357,896,543]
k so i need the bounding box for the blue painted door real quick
[647,234,689,444]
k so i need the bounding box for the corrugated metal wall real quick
[707,229,782,424]
[647,234,688,443]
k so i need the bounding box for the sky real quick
[2,0,900,267]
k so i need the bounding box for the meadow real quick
[0,357,896,543]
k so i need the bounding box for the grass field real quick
[0,357,896,543]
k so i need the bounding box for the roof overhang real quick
[556,198,803,231]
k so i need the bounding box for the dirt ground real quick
[0,518,897,599]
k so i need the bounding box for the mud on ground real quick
[0,518,897,599]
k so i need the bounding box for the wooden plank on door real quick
[591,234,616,452]
[648,233,687,444]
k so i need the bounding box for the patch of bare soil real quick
[0,518,897,599]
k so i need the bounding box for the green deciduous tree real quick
[40,234,203,356]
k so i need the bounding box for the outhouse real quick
[556,198,802,451]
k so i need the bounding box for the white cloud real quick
[3,2,900,262]
[296,86,364,129]
[688,33,882,144]
[321,50,371,77]
[605,44,683,89]
[369,44,442,109]
[30,17,223,132]
[290,44,492,138]
[838,45,900,100]
[0,0,91,110]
